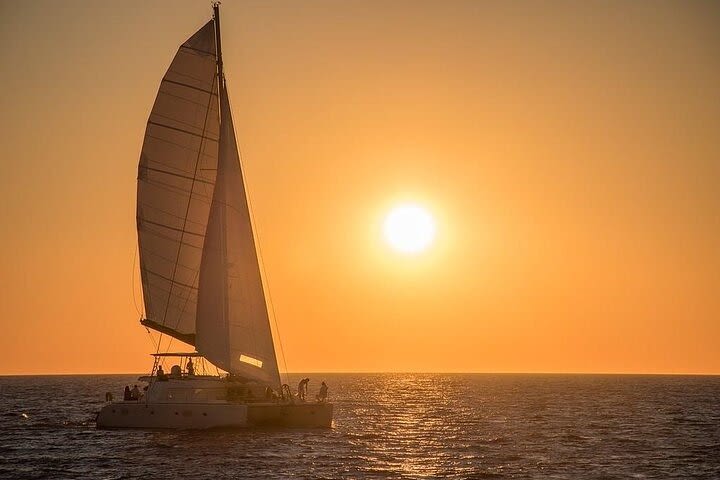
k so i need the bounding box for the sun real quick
[383,204,436,254]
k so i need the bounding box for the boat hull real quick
[96,401,333,429]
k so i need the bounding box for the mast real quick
[213,3,224,97]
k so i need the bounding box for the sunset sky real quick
[1,0,718,375]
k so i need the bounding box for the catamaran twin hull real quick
[96,401,333,429]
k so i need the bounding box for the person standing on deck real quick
[317,381,328,402]
[186,358,195,376]
[298,378,309,401]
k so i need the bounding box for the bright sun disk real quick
[383,204,436,254]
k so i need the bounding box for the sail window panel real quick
[239,355,263,368]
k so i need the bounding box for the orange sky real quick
[1,0,718,375]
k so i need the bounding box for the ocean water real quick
[0,374,718,479]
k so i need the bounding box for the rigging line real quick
[164,269,201,355]
[145,326,160,352]
[226,79,289,389]
[131,243,144,318]
[156,71,218,335]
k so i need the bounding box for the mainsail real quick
[137,9,281,387]
[137,20,219,345]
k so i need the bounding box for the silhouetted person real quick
[318,381,328,402]
[130,385,140,400]
[186,358,195,376]
[157,365,167,381]
[123,386,131,401]
[298,378,310,401]
[281,384,293,403]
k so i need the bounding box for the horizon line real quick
[1,371,719,377]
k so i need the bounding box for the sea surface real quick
[0,374,718,479]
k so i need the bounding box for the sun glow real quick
[383,204,436,254]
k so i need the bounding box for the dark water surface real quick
[0,374,718,479]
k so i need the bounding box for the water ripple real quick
[0,374,719,479]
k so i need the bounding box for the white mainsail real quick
[137,21,219,344]
[136,12,281,387]
[196,80,281,387]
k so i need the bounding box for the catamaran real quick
[97,4,333,429]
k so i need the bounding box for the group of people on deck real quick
[123,385,141,401]
[298,378,328,402]
[154,358,195,381]
[149,360,329,403]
